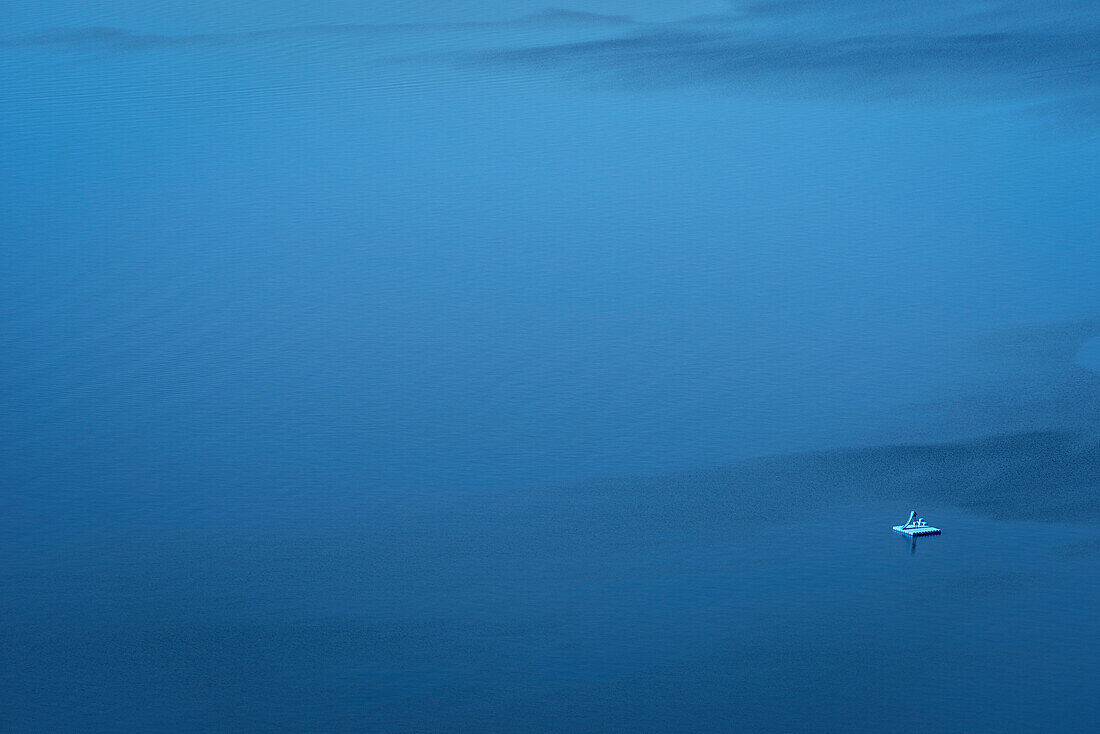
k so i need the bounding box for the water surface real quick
[2,2,1099,731]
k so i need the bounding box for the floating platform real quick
[893,511,941,536]
[893,524,941,536]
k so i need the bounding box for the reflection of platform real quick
[893,525,941,536]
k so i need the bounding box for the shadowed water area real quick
[3,2,1100,731]
[4,426,1100,731]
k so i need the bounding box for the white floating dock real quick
[893,524,941,537]
[893,510,941,536]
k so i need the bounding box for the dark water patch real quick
[1056,537,1100,557]
[461,3,1100,122]
[798,430,1100,521]
[576,430,1100,530]
[3,452,1096,731]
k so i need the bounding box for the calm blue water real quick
[3,2,1100,731]
[3,445,1100,731]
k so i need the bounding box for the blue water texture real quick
[2,2,1100,731]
